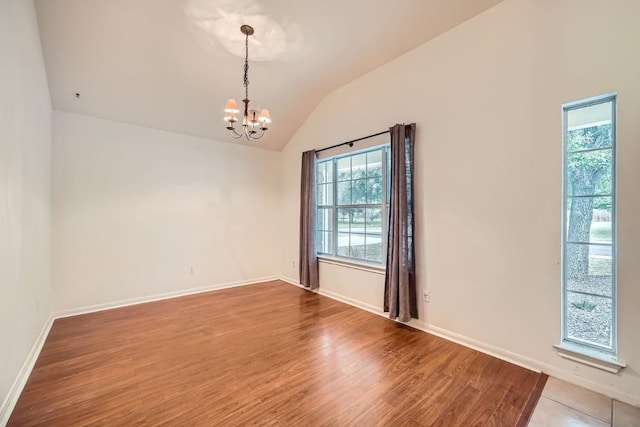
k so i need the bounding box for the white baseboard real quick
[280,276,382,312]
[4,275,637,427]
[279,275,302,288]
[280,276,537,369]
[277,276,640,408]
[0,315,54,426]
[2,276,280,423]
[1,276,279,423]
[55,275,279,318]
[413,320,639,406]
[317,288,382,316]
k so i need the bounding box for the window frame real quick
[316,144,390,268]
[561,93,617,356]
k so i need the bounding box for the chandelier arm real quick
[229,127,244,139]
[248,128,265,140]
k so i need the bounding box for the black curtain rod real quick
[315,130,390,153]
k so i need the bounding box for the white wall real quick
[0,0,53,418]
[53,112,281,311]
[280,0,640,404]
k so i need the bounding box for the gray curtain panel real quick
[299,150,319,290]
[384,123,418,322]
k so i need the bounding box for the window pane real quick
[317,183,325,205]
[317,231,332,254]
[567,266,612,298]
[367,150,382,177]
[325,231,333,253]
[591,203,613,245]
[566,149,612,196]
[566,102,612,151]
[337,181,351,205]
[565,243,612,297]
[349,233,366,260]
[337,208,350,232]
[387,147,391,203]
[567,125,612,152]
[317,207,333,232]
[566,197,612,244]
[352,179,367,204]
[352,153,366,180]
[566,291,613,348]
[317,183,329,206]
[366,177,383,204]
[365,234,382,262]
[317,161,327,184]
[317,183,333,206]
[350,208,365,234]
[324,161,333,183]
[337,232,350,256]
[366,208,382,234]
[337,157,351,181]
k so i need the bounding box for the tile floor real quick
[529,377,640,426]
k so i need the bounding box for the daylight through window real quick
[562,94,617,354]
[317,145,390,265]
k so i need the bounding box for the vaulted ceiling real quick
[35,0,503,150]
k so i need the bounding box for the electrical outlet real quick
[292,260,296,268]
[423,290,430,303]
[189,266,194,275]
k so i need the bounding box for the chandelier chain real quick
[243,33,249,100]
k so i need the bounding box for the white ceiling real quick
[35,0,503,151]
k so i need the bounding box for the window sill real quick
[554,342,626,374]
[317,256,386,275]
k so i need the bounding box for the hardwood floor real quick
[9,280,546,426]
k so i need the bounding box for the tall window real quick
[562,94,616,354]
[317,145,390,264]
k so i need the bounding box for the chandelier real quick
[223,25,271,140]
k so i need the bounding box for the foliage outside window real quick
[317,145,390,265]
[562,94,616,354]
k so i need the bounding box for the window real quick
[562,94,616,354]
[317,145,390,265]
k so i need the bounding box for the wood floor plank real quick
[8,280,545,426]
